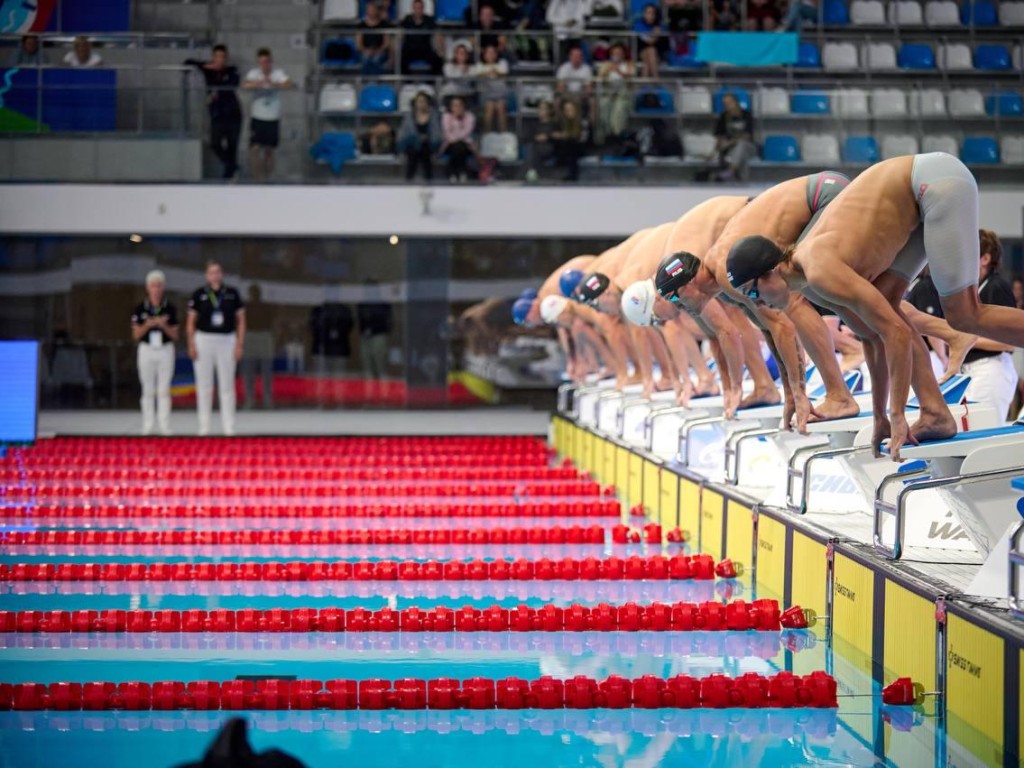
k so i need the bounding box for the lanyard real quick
[206,288,222,309]
[146,301,164,316]
[979,277,989,293]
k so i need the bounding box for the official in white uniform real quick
[131,270,179,436]
[187,261,246,436]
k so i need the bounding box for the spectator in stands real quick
[186,45,242,180]
[552,99,584,181]
[712,92,755,181]
[361,120,396,154]
[746,0,780,29]
[439,96,476,182]
[398,91,441,180]
[475,5,511,60]
[596,42,633,142]
[442,43,475,103]
[546,0,589,61]
[509,0,550,63]
[243,48,294,182]
[63,36,102,67]
[13,35,43,66]
[633,4,667,78]
[357,279,394,383]
[358,1,394,75]
[400,0,443,75]
[472,44,509,133]
[709,0,740,30]
[664,0,703,32]
[525,100,557,182]
[556,46,595,124]
[1012,276,1023,310]
[780,0,819,30]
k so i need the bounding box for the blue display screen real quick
[0,341,39,443]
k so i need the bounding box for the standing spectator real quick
[310,297,354,393]
[240,283,274,410]
[357,280,394,383]
[440,96,476,182]
[400,0,443,75]
[472,44,509,133]
[780,0,819,30]
[556,46,595,124]
[552,99,584,181]
[398,91,442,181]
[475,5,511,60]
[13,35,44,66]
[243,48,293,182]
[187,261,245,436]
[664,0,703,32]
[358,1,394,75]
[186,45,242,180]
[596,42,633,141]
[712,92,755,181]
[546,0,589,61]
[441,44,475,103]
[633,4,667,77]
[63,36,102,67]
[131,270,178,436]
[709,0,740,29]
[525,100,557,181]
[746,0,780,29]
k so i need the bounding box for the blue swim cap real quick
[519,288,539,301]
[511,297,534,325]
[559,269,585,297]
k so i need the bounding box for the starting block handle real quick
[646,405,696,451]
[556,383,576,415]
[725,427,779,485]
[678,415,727,467]
[788,445,874,515]
[1009,521,1024,618]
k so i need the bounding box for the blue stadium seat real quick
[310,132,358,173]
[898,43,935,69]
[795,42,821,68]
[960,136,1000,164]
[635,86,675,114]
[713,87,751,113]
[974,44,1011,70]
[435,0,470,22]
[791,91,831,114]
[763,135,801,162]
[630,0,650,17]
[322,38,360,67]
[824,0,850,23]
[960,0,998,25]
[359,85,398,112]
[985,91,1024,116]
[843,136,879,163]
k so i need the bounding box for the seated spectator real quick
[552,99,585,181]
[780,0,819,30]
[398,91,442,181]
[633,4,667,78]
[664,0,704,32]
[400,0,443,75]
[475,5,511,60]
[441,44,475,104]
[361,120,396,155]
[546,0,589,61]
[708,0,740,30]
[713,92,755,181]
[63,36,102,67]
[509,0,550,63]
[471,44,509,133]
[746,0,780,29]
[596,42,633,142]
[357,1,394,75]
[439,96,476,182]
[525,100,557,182]
[13,35,44,66]
[556,46,595,123]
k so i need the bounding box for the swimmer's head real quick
[573,272,610,305]
[519,288,539,301]
[540,294,569,325]
[511,297,534,325]
[726,236,785,300]
[559,268,585,298]
[654,252,701,304]
[621,279,657,327]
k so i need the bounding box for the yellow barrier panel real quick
[628,453,643,509]
[832,553,876,666]
[725,500,753,565]
[946,614,1005,766]
[700,489,724,560]
[643,460,661,521]
[679,479,701,545]
[883,583,937,714]
[755,514,787,601]
[790,533,827,616]
[659,472,679,530]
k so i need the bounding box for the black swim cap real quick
[654,252,701,300]
[726,236,785,289]
[573,272,611,304]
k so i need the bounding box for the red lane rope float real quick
[0,555,733,583]
[0,672,839,711]
[0,467,583,483]
[0,599,791,633]
[0,500,621,519]
[1,525,611,547]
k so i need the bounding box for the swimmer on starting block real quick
[724,152,1024,460]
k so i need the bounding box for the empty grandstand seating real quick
[824,0,851,23]
[999,2,1024,24]
[763,135,801,162]
[938,43,973,71]
[910,88,947,116]
[960,136,1000,163]
[871,89,908,117]
[683,133,716,161]
[898,43,935,69]
[635,87,675,115]
[948,88,986,117]
[480,132,520,162]
[756,87,790,116]
[436,0,470,22]
[322,0,359,22]
[359,85,398,113]
[974,44,1012,71]
[1002,136,1024,164]
[835,88,869,117]
[960,0,998,25]
[802,134,841,164]
[850,0,886,23]
[888,1,924,24]
[881,134,920,159]
[922,134,959,155]
[678,86,712,115]
[791,91,831,114]
[864,42,898,70]
[796,42,822,68]
[985,92,1024,116]
[843,136,880,163]
[924,1,961,24]
[319,83,357,113]
[823,42,859,71]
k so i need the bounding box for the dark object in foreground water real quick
[176,718,306,768]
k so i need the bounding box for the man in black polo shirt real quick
[186,45,242,180]
[358,1,394,75]
[400,0,443,75]
[906,229,1018,421]
[187,261,246,436]
[131,270,179,436]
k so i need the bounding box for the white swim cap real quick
[540,295,568,325]
[621,279,656,326]
[145,269,166,286]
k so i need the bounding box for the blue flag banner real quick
[695,32,799,66]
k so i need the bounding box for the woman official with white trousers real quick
[132,270,179,435]
[187,261,246,436]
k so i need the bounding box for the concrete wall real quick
[0,139,202,182]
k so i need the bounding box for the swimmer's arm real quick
[972,338,1014,353]
[696,300,744,401]
[626,323,656,394]
[751,305,805,397]
[861,336,890,420]
[557,326,577,378]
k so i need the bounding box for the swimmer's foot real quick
[910,410,958,443]
[739,386,782,409]
[694,376,720,397]
[939,331,978,383]
[839,351,865,373]
[654,376,674,393]
[812,394,861,421]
